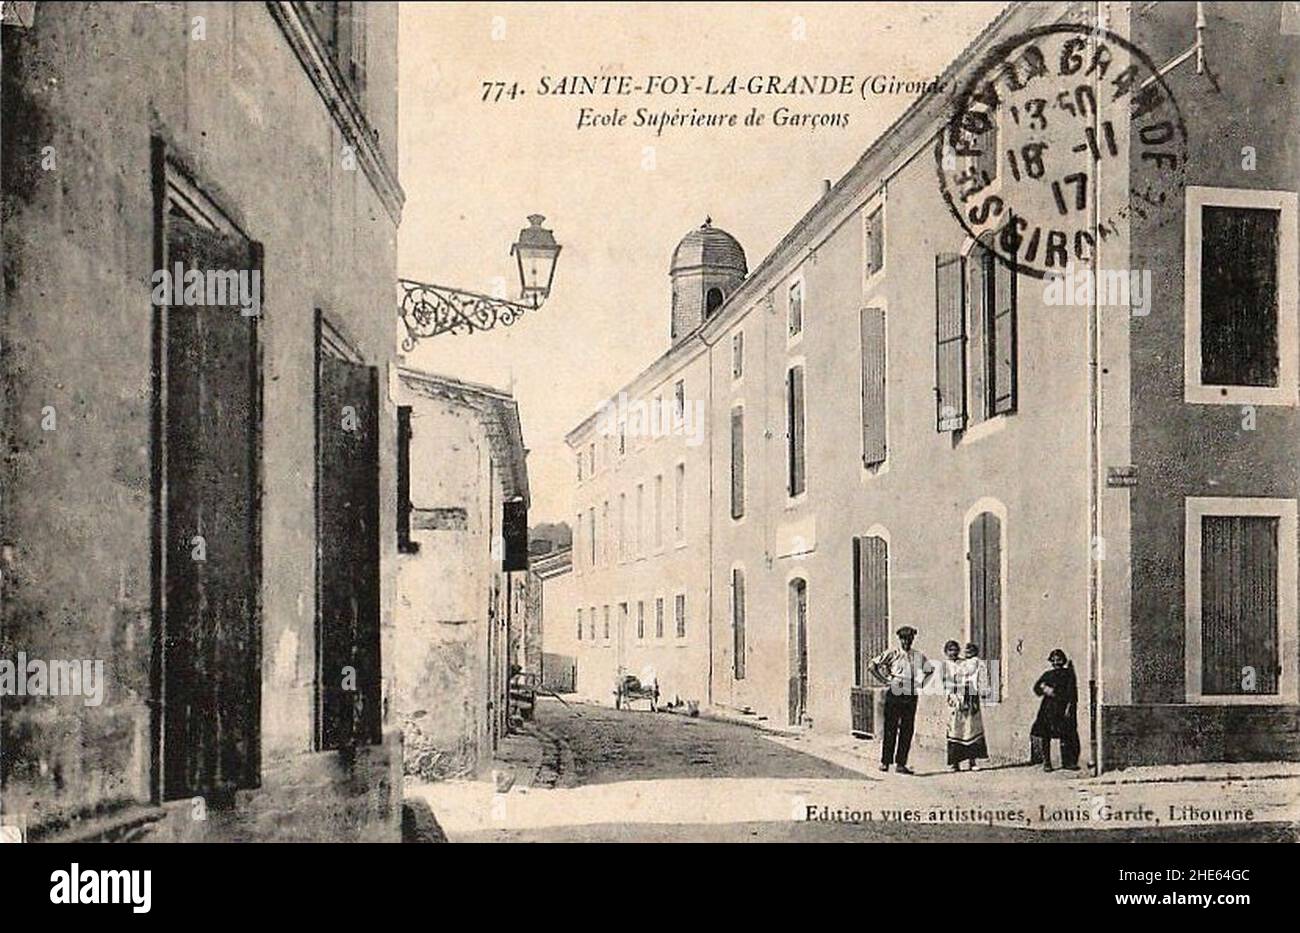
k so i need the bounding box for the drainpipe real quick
[706,335,715,706]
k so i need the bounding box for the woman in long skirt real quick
[945,641,989,771]
[1030,648,1080,771]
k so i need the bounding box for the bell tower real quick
[669,217,747,344]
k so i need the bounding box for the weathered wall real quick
[1111,1,1300,765]
[394,388,509,780]
[1,2,401,836]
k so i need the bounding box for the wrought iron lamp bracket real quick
[398,279,541,349]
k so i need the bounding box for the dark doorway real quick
[315,314,382,750]
[788,578,808,725]
[157,179,262,801]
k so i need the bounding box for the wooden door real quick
[315,319,381,750]
[161,213,261,800]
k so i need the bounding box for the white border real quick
[1184,496,1298,704]
[1184,186,1299,406]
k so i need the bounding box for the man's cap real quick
[896,626,917,638]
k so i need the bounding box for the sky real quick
[397,1,1008,524]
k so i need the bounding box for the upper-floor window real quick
[788,280,804,338]
[397,405,418,553]
[576,449,584,482]
[654,474,664,548]
[306,2,367,98]
[675,593,687,638]
[732,330,744,380]
[1185,186,1298,406]
[786,365,806,496]
[588,441,596,475]
[674,463,686,541]
[864,205,885,280]
[730,405,745,519]
[577,608,584,641]
[674,380,685,421]
[860,307,887,467]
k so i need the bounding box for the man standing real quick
[869,626,933,774]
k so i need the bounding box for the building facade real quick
[563,1,1300,770]
[2,2,404,840]
[394,369,529,781]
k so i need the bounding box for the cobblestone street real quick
[405,699,1300,842]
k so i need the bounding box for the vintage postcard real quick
[2,0,1298,889]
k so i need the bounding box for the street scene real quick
[1,0,1299,865]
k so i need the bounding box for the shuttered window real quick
[730,406,745,518]
[397,405,418,553]
[655,597,665,638]
[1201,515,1279,695]
[968,511,1003,701]
[674,463,685,541]
[864,206,884,279]
[637,601,646,640]
[787,365,806,496]
[992,251,1018,414]
[675,593,687,638]
[577,609,583,641]
[603,605,610,640]
[589,606,596,641]
[788,281,803,337]
[732,331,744,379]
[732,568,746,680]
[967,244,991,422]
[853,536,890,686]
[935,252,966,431]
[860,307,886,466]
[1201,206,1280,388]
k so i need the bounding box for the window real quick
[730,405,745,519]
[1185,497,1297,704]
[654,474,664,548]
[589,606,596,641]
[864,205,884,280]
[618,493,627,561]
[674,379,685,421]
[587,507,596,567]
[967,509,1003,701]
[306,2,367,97]
[732,330,744,380]
[655,597,665,638]
[675,593,686,638]
[601,501,609,565]
[788,280,804,338]
[619,602,628,643]
[619,421,626,456]
[589,441,596,475]
[706,287,724,317]
[397,405,419,553]
[636,483,645,556]
[574,514,583,571]
[732,568,746,679]
[603,605,610,641]
[577,608,584,641]
[965,236,1018,423]
[786,365,806,497]
[576,450,584,482]
[860,307,887,467]
[1185,187,1298,405]
[935,252,967,431]
[674,463,685,541]
[637,600,645,640]
[853,535,890,686]
[972,111,997,187]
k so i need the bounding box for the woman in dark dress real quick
[1030,649,1080,771]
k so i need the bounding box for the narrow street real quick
[408,699,1300,842]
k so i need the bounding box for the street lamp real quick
[398,215,562,349]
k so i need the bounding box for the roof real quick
[669,218,748,275]
[531,546,572,579]
[397,367,530,509]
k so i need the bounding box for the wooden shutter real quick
[730,407,745,518]
[865,208,884,278]
[397,405,417,553]
[787,366,806,495]
[968,512,1002,700]
[675,593,686,638]
[733,568,746,680]
[935,252,966,431]
[163,214,262,799]
[502,499,528,572]
[860,307,887,466]
[967,246,989,422]
[656,598,664,638]
[1201,515,1279,695]
[853,536,890,686]
[993,255,1018,414]
[317,339,382,750]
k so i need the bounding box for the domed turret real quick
[669,218,746,343]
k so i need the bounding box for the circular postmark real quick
[936,23,1188,279]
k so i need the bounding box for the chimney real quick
[822,179,832,197]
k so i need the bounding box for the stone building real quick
[393,368,529,781]
[564,1,1300,770]
[532,547,576,693]
[2,2,404,840]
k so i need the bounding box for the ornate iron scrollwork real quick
[398,279,538,349]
